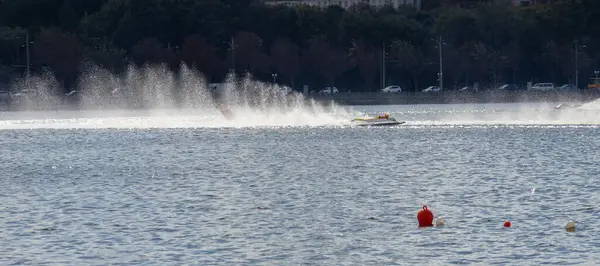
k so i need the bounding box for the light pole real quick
[593,70,600,89]
[226,35,236,73]
[381,41,386,91]
[574,40,585,89]
[272,73,278,84]
[430,36,445,90]
[437,36,444,91]
[25,32,30,82]
[16,31,33,83]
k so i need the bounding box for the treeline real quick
[0,0,599,93]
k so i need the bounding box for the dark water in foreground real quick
[1,103,599,265]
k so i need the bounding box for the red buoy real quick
[504,220,511,227]
[417,205,434,227]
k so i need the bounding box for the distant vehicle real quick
[557,84,577,90]
[0,90,10,100]
[497,84,523,90]
[11,89,37,98]
[422,86,441,93]
[554,103,583,110]
[208,83,226,92]
[531,83,554,91]
[319,87,339,94]
[458,86,475,92]
[381,85,402,93]
[218,103,234,119]
[589,77,600,89]
[280,86,293,94]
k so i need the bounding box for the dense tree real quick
[270,38,301,88]
[349,39,380,91]
[304,35,352,88]
[131,37,175,67]
[0,0,599,94]
[179,34,223,82]
[225,31,271,75]
[389,40,426,90]
[32,27,83,88]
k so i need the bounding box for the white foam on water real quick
[3,102,600,129]
[0,107,353,130]
[396,102,600,126]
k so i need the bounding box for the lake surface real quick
[1,102,600,265]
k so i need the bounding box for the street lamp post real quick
[432,36,445,91]
[25,32,30,81]
[438,36,444,91]
[226,36,236,73]
[574,40,585,89]
[593,70,600,90]
[272,73,278,84]
[16,31,33,83]
[575,42,578,89]
[382,41,386,91]
[574,40,579,88]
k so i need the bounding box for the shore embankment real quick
[2,90,600,112]
[309,90,600,105]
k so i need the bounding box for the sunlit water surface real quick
[1,102,600,265]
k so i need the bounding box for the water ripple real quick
[1,105,600,264]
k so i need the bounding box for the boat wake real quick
[0,106,353,130]
[407,103,600,126]
[347,102,600,128]
[3,102,600,130]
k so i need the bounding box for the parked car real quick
[381,85,402,93]
[497,84,524,90]
[10,89,37,98]
[319,87,339,94]
[280,86,293,94]
[531,83,554,91]
[0,90,10,101]
[458,86,475,92]
[422,86,441,93]
[557,84,577,90]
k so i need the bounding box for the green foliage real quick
[0,0,599,91]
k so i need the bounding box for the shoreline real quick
[1,90,600,112]
[309,90,600,105]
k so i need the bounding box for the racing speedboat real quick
[219,103,234,119]
[351,114,405,126]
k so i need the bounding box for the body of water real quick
[1,101,600,265]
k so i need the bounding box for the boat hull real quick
[351,118,405,127]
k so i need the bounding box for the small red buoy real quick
[417,205,434,227]
[504,220,511,227]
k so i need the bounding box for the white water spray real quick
[9,69,63,111]
[1,63,352,129]
[578,98,600,110]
